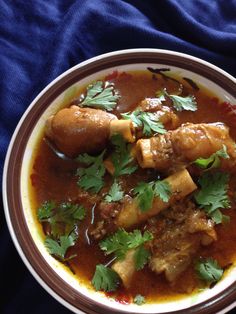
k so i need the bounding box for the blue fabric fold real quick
[1,1,236,313]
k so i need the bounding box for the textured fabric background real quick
[1,1,236,313]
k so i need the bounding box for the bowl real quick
[3,49,236,314]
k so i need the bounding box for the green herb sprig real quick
[133,180,171,212]
[92,264,120,292]
[193,145,229,170]
[38,201,86,237]
[134,294,146,305]
[194,171,230,224]
[45,232,77,261]
[134,245,151,270]
[104,180,124,203]
[110,134,137,177]
[80,81,120,111]
[121,109,166,136]
[76,150,106,193]
[156,89,197,112]
[195,258,223,284]
[99,229,153,261]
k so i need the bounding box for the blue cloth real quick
[1,1,236,313]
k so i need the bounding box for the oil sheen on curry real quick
[30,69,236,305]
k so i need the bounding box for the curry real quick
[30,70,236,305]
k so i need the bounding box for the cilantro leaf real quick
[45,232,77,261]
[195,258,223,284]
[133,182,154,212]
[37,201,55,220]
[76,153,101,164]
[58,202,86,222]
[134,294,145,305]
[104,180,124,202]
[153,180,171,203]
[139,111,166,136]
[121,109,166,136]
[78,175,104,194]
[38,201,86,238]
[156,90,197,112]
[110,134,137,177]
[99,229,131,260]
[194,171,230,224]
[71,205,86,220]
[99,229,153,260]
[76,150,106,193]
[133,180,171,212]
[169,94,197,112]
[134,245,151,270]
[92,264,120,292]
[194,145,229,170]
[80,81,120,111]
[210,209,230,225]
[155,90,167,101]
[121,110,142,127]
[128,230,153,249]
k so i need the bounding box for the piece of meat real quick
[90,201,121,240]
[139,98,163,112]
[45,105,117,157]
[136,122,236,172]
[116,169,197,229]
[148,201,217,282]
[186,211,217,244]
[90,221,107,240]
[150,244,196,283]
[139,98,180,129]
[149,218,201,282]
[172,122,233,161]
[99,201,121,220]
[163,199,217,244]
[112,250,136,288]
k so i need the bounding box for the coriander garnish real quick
[45,232,77,261]
[38,201,86,237]
[193,145,229,170]
[92,264,120,292]
[76,150,106,193]
[195,258,223,284]
[134,245,151,270]
[80,81,120,111]
[121,109,166,136]
[99,229,153,261]
[104,180,124,203]
[194,171,230,224]
[134,294,145,305]
[156,89,197,112]
[133,180,171,212]
[110,134,137,177]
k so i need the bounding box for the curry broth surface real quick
[30,71,236,303]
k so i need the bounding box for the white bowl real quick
[3,49,236,314]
